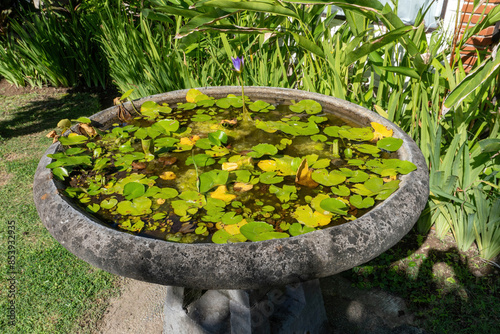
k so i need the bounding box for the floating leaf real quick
[289,223,315,236]
[100,198,118,209]
[259,172,284,184]
[258,160,277,172]
[240,222,288,242]
[347,170,370,183]
[247,143,278,158]
[87,203,100,213]
[269,184,297,203]
[371,122,393,141]
[248,100,275,112]
[186,154,216,167]
[210,185,236,203]
[295,159,319,188]
[310,194,332,216]
[58,134,88,146]
[289,99,322,114]
[293,205,332,227]
[208,130,228,146]
[311,169,346,186]
[186,88,210,103]
[311,134,328,142]
[123,182,146,200]
[331,185,350,197]
[156,119,179,134]
[199,170,229,193]
[377,137,403,151]
[320,198,349,215]
[350,195,375,209]
[339,127,374,141]
[116,197,152,216]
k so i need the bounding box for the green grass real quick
[0,91,119,333]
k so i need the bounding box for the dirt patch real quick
[0,169,13,187]
[95,277,167,334]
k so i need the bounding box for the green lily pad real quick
[247,144,278,158]
[123,182,146,200]
[199,170,229,193]
[155,137,179,148]
[116,197,152,216]
[293,205,332,227]
[221,212,244,225]
[289,223,315,236]
[339,127,374,141]
[320,197,349,215]
[186,154,216,167]
[289,99,322,115]
[58,134,88,146]
[377,137,403,151]
[240,222,288,242]
[140,101,172,119]
[155,119,180,134]
[311,169,346,186]
[259,172,284,184]
[331,185,350,197]
[311,134,328,142]
[208,130,228,146]
[248,100,275,112]
[269,184,298,203]
[354,144,380,157]
[347,170,370,183]
[101,198,118,209]
[87,203,100,213]
[350,195,375,209]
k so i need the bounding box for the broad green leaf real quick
[289,223,315,236]
[289,99,322,114]
[259,172,284,184]
[377,137,403,151]
[293,205,332,227]
[208,130,228,146]
[186,154,216,167]
[248,143,278,158]
[320,198,349,215]
[350,194,375,209]
[123,182,146,200]
[312,169,346,186]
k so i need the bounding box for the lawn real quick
[0,83,120,333]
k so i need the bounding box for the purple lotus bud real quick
[231,56,244,73]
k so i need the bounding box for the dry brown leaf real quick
[79,123,97,137]
[295,158,319,188]
[233,182,253,192]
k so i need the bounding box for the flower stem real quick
[238,75,252,123]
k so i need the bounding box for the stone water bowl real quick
[33,87,428,332]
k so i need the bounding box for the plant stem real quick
[238,75,252,123]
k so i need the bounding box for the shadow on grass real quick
[0,86,119,140]
[338,229,499,333]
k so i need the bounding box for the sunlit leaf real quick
[377,137,403,151]
[295,158,319,188]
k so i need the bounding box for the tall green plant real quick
[0,6,107,87]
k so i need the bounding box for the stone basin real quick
[33,87,429,291]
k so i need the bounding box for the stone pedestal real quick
[163,279,331,334]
